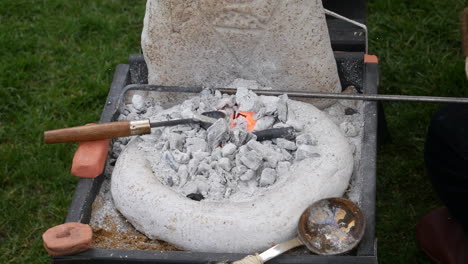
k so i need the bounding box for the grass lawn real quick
[1,0,467,263]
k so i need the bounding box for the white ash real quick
[322,92,366,203]
[131,94,146,112]
[108,84,366,206]
[107,87,364,205]
[113,87,323,201]
[93,80,366,251]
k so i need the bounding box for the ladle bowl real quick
[231,197,366,263]
[298,197,366,255]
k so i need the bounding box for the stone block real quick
[142,0,341,109]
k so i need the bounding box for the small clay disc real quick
[42,222,92,256]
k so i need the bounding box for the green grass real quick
[369,0,468,263]
[0,1,146,263]
[0,0,467,263]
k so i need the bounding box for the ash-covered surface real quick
[89,81,365,250]
[124,88,323,201]
[90,177,180,251]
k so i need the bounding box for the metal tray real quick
[53,52,378,264]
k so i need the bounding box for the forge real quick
[110,85,354,253]
[58,1,378,263]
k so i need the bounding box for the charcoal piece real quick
[295,145,320,161]
[277,94,288,122]
[233,165,248,177]
[163,151,179,171]
[202,111,227,120]
[169,111,183,119]
[192,151,210,161]
[216,96,235,109]
[169,133,186,151]
[262,160,275,169]
[247,140,284,165]
[280,149,293,161]
[186,137,208,153]
[254,127,295,141]
[259,95,279,115]
[197,130,207,138]
[184,130,197,138]
[272,122,289,128]
[172,124,195,132]
[206,119,229,150]
[231,115,247,130]
[239,169,256,181]
[235,87,261,112]
[187,193,205,201]
[253,108,266,120]
[172,150,190,164]
[178,165,188,187]
[253,116,275,132]
[213,168,227,184]
[198,161,211,174]
[239,150,263,171]
[230,129,256,147]
[259,168,277,187]
[131,94,146,111]
[210,147,222,161]
[188,159,199,175]
[345,107,358,115]
[275,138,297,151]
[218,157,232,172]
[221,143,237,157]
[210,160,217,168]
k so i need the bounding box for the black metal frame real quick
[54,51,378,264]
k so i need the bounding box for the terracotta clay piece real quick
[42,222,93,256]
[71,133,109,178]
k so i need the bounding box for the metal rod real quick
[216,88,468,104]
[324,9,368,54]
[118,84,468,104]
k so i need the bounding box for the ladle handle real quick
[258,237,304,262]
[232,237,303,264]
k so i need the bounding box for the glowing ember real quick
[230,111,257,132]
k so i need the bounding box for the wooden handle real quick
[462,8,468,57]
[44,121,132,144]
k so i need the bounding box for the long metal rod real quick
[119,84,468,104]
[217,88,468,104]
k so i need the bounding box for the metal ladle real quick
[231,197,366,263]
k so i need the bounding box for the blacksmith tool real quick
[216,88,468,104]
[44,111,294,144]
[44,111,225,144]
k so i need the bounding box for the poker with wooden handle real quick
[44,112,221,144]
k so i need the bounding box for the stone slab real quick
[142,0,341,108]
